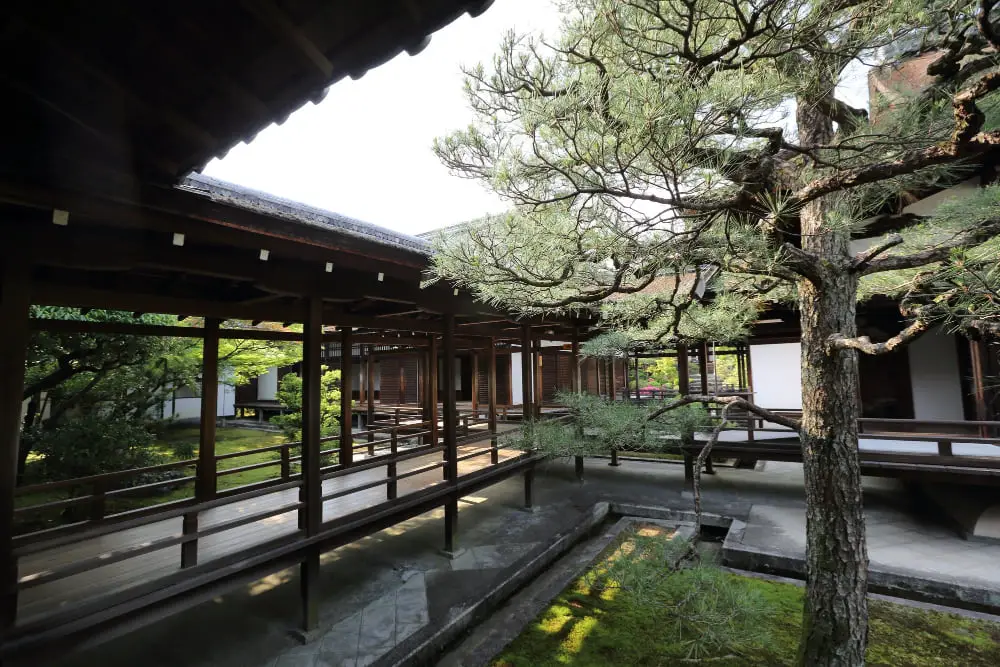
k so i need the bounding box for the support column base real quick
[439,547,468,560]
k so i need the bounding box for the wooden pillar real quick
[571,336,581,394]
[634,352,641,401]
[534,342,543,418]
[971,339,989,437]
[609,358,617,402]
[443,316,458,481]
[299,296,323,632]
[698,342,710,395]
[197,318,220,500]
[0,260,30,632]
[677,345,690,395]
[184,317,219,568]
[340,328,353,466]
[521,325,533,420]
[442,315,459,553]
[366,346,376,455]
[429,335,439,446]
[488,337,498,464]
[744,343,756,442]
[471,350,479,418]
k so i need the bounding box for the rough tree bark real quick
[796,97,869,666]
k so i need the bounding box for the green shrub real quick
[591,530,771,661]
[22,413,165,482]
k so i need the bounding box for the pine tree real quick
[428,2,1000,664]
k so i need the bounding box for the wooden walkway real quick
[15,440,524,626]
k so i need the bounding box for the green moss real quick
[494,530,1000,667]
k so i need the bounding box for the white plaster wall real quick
[162,380,234,420]
[257,367,279,401]
[218,381,235,418]
[165,396,201,420]
[511,352,523,405]
[749,343,802,410]
[907,328,964,421]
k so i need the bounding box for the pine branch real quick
[861,216,1000,274]
[827,318,931,355]
[646,394,800,431]
[691,402,734,533]
[852,234,904,272]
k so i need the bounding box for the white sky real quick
[204,1,871,237]
[204,0,563,236]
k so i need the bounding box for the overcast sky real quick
[204,1,870,237]
[204,0,562,236]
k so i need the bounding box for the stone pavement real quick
[32,457,1000,667]
[733,463,1000,594]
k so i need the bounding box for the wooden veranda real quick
[0,2,603,656]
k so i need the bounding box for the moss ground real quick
[494,526,1000,667]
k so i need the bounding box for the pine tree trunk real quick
[796,99,869,667]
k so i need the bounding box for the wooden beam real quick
[340,328,354,466]
[0,259,31,632]
[29,318,305,341]
[28,226,483,317]
[299,296,323,632]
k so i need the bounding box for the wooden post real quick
[340,328,353,466]
[609,358,617,402]
[521,325,533,421]
[609,449,620,467]
[367,346,376,455]
[471,350,479,419]
[442,315,459,554]
[574,455,585,482]
[971,339,989,437]
[698,341,710,395]
[534,342,543,418]
[571,336,581,394]
[0,260,30,633]
[429,335,439,446]
[388,427,398,499]
[184,317,219,568]
[299,296,323,633]
[198,318,220,498]
[443,315,458,482]
[634,352,641,401]
[678,345,690,395]
[489,337,498,464]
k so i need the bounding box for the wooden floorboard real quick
[15,432,522,626]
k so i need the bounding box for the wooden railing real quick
[8,417,518,638]
[12,419,442,538]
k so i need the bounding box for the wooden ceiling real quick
[0,0,495,194]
